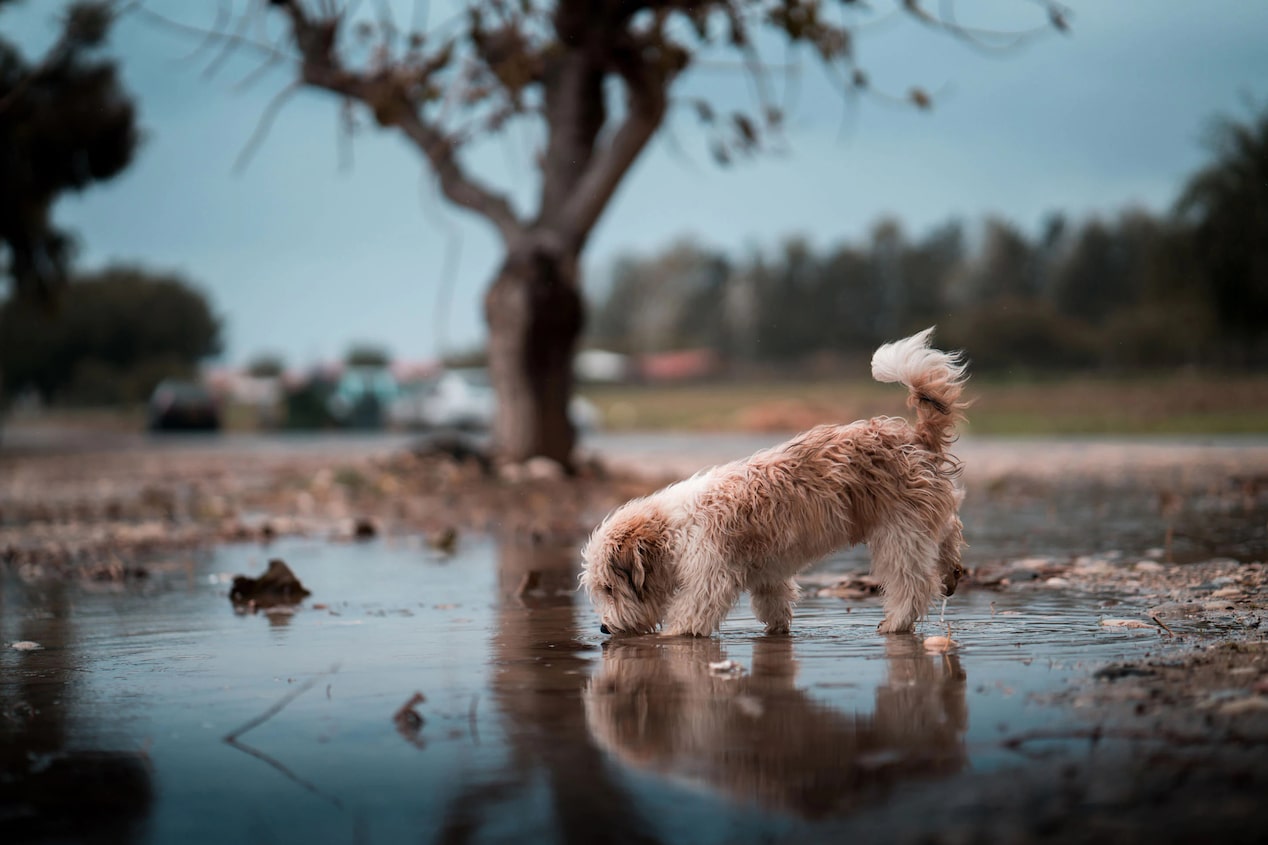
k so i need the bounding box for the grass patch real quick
[580,373,1268,436]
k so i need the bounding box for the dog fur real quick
[581,328,968,637]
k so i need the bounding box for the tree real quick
[1176,109,1268,364]
[239,0,1066,468]
[0,0,138,306]
[0,266,222,405]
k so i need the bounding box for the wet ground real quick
[3,430,1268,843]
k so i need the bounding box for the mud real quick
[2,429,1268,842]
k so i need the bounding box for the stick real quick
[224,663,339,743]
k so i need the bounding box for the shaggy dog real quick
[583,637,967,816]
[581,328,968,637]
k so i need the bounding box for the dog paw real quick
[763,623,791,635]
[877,618,915,634]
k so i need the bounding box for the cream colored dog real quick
[581,328,968,637]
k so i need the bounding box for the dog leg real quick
[661,556,742,637]
[750,577,800,635]
[870,525,939,634]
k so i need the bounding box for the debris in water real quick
[394,692,427,748]
[353,517,378,540]
[1100,618,1153,630]
[10,641,43,651]
[229,558,312,608]
[428,526,458,554]
[922,636,956,652]
[708,659,744,675]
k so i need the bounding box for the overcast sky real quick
[8,1,1268,366]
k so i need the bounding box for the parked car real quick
[326,366,399,430]
[147,380,220,431]
[389,368,601,432]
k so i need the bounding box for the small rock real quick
[427,526,458,554]
[230,558,312,607]
[1044,577,1071,588]
[923,635,957,652]
[1134,560,1164,573]
[353,517,378,540]
[523,457,566,482]
[1094,664,1156,680]
[10,641,43,651]
[1218,697,1268,717]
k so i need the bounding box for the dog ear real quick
[613,539,647,596]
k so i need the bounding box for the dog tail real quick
[871,327,968,454]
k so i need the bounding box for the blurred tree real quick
[1176,109,1268,364]
[0,0,138,306]
[244,0,1065,468]
[0,266,222,405]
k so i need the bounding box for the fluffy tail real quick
[870,327,968,454]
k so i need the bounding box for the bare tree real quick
[209,0,1067,468]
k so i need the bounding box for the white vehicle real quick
[390,369,600,432]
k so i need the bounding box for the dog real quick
[583,637,967,817]
[581,328,968,637]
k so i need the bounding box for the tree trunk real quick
[485,237,584,469]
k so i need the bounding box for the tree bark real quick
[485,236,584,469]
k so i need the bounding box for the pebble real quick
[1218,697,1268,717]
[10,641,43,651]
[1134,560,1164,572]
[1100,619,1153,629]
[923,635,957,652]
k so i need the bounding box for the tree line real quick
[591,111,1268,374]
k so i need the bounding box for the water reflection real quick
[0,579,154,843]
[585,635,967,819]
[433,542,658,845]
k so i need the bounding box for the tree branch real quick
[556,40,673,249]
[271,0,522,242]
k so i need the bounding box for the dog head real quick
[580,506,674,635]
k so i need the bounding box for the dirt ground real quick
[3,426,1268,841]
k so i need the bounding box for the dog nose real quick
[600,623,611,635]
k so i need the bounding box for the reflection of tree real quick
[0,579,153,841]
[433,543,658,845]
[584,636,967,819]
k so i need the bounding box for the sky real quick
[6,0,1268,367]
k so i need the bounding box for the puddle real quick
[1,535,1183,844]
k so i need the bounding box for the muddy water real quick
[2,535,1180,845]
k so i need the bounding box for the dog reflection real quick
[584,637,967,818]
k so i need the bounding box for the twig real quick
[223,663,339,743]
[233,81,303,174]
[222,664,343,808]
[1151,614,1175,637]
[226,736,346,808]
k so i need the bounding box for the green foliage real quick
[591,108,1268,373]
[0,266,222,405]
[1176,109,1268,361]
[0,1,139,306]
